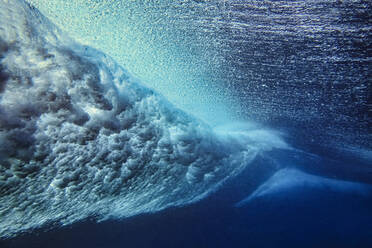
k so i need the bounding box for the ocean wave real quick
[0,0,287,238]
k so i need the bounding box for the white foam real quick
[0,0,287,238]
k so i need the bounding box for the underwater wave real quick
[0,0,289,238]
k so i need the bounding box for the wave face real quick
[24,0,371,160]
[0,0,288,238]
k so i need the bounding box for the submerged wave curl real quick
[0,0,287,238]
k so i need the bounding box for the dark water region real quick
[2,166,372,248]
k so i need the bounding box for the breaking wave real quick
[0,0,287,238]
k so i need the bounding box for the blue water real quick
[1,0,371,247]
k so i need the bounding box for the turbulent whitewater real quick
[0,0,288,238]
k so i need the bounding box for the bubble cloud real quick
[0,0,286,238]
